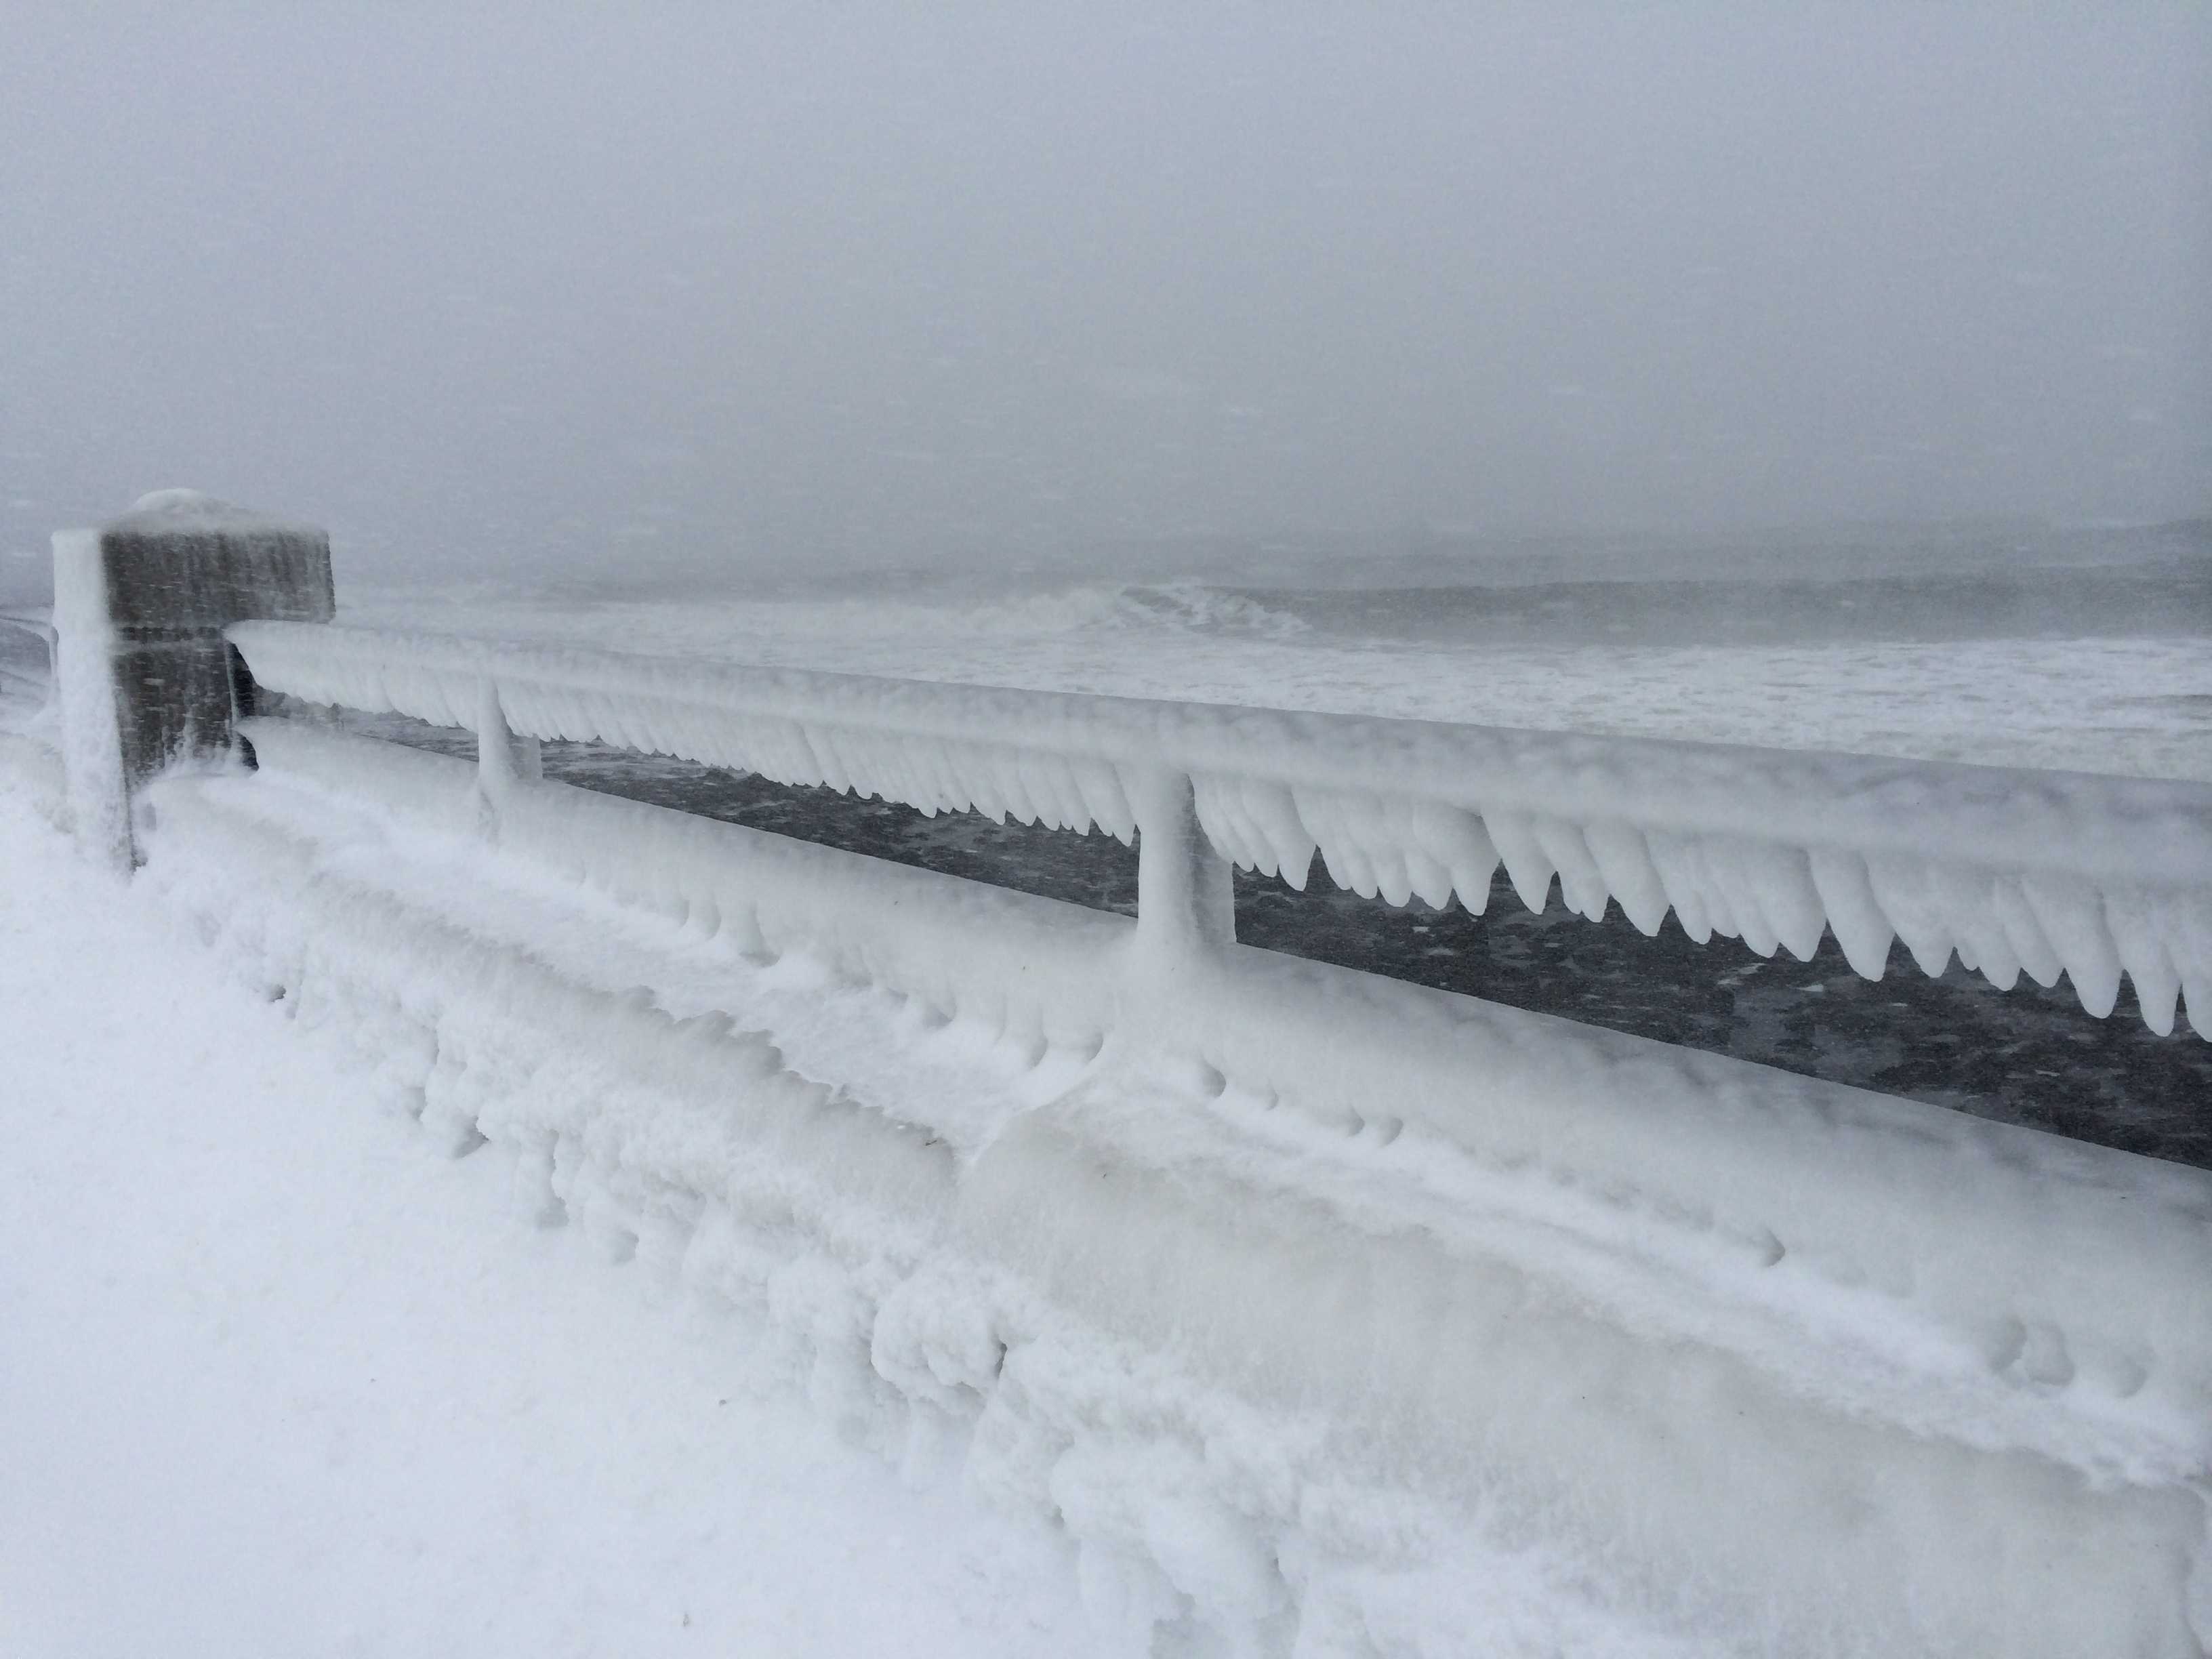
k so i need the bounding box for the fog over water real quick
[3,4,2207,594]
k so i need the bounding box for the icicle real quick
[1373,848,1412,907]
[1244,777,1315,888]
[778,719,816,785]
[1191,775,1258,871]
[603,695,641,756]
[882,748,926,814]
[1097,764,1141,846]
[988,747,1035,825]
[924,741,969,817]
[2104,885,2180,1036]
[1317,795,1383,899]
[1363,796,1414,907]
[1404,842,1454,910]
[1007,747,1050,825]
[1807,847,1892,980]
[1061,757,1099,833]
[1988,876,2063,989]
[1929,863,2020,991]
[979,748,1017,822]
[2020,872,2123,1020]
[802,724,850,794]
[956,744,996,817]
[936,747,981,817]
[638,697,669,757]
[876,737,915,808]
[860,736,901,802]
[1213,779,1276,878]
[2170,894,2212,1040]
[1483,809,1556,914]
[1033,756,1084,833]
[1318,817,1381,899]
[1020,754,1061,831]
[1290,788,1351,894]
[794,720,832,787]
[1865,853,1955,979]
[1646,831,1711,943]
[1534,815,1609,922]
[1582,820,1668,937]
[1683,836,1744,945]
[1740,841,1826,963]
[825,729,867,798]
[1406,802,1494,916]
[1704,838,1780,957]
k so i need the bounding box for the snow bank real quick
[936,1066,2206,1657]
[229,621,2212,1035]
[0,787,1108,1659]
[129,716,2212,1656]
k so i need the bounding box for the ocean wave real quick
[647,581,1315,642]
[1102,582,1313,639]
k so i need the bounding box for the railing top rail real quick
[228,618,2212,1035]
[0,606,56,646]
[228,619,2211,872]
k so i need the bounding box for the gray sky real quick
[3,3,2206,587]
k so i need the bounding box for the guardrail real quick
[228,618,2212,1038]
[28,494,2212,1656]
[0,605,56,702]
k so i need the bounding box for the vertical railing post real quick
[476,677,518,796]
[1130,766,1235,966]
[0,611,58,701]
[474,677,541,799]
[50,491,333,869]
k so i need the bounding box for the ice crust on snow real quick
[126,715,2212,1656]
[228,620,2212,1036]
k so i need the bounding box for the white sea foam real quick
[336,576,2211,784]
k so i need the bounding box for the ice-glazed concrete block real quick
[54,489,333,865]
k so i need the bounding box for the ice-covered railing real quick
[0,606,56,703]
[228,619,2212,1038]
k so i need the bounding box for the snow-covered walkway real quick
[5,716,2205,1658]
[0,781,1102,1658]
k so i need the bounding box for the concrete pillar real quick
[1130,766,1236,964]
[53,490,334,866]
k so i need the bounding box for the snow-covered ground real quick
[0,735,1728,1659]
[7,698,2206,1655]
[0,767,1107,1659]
